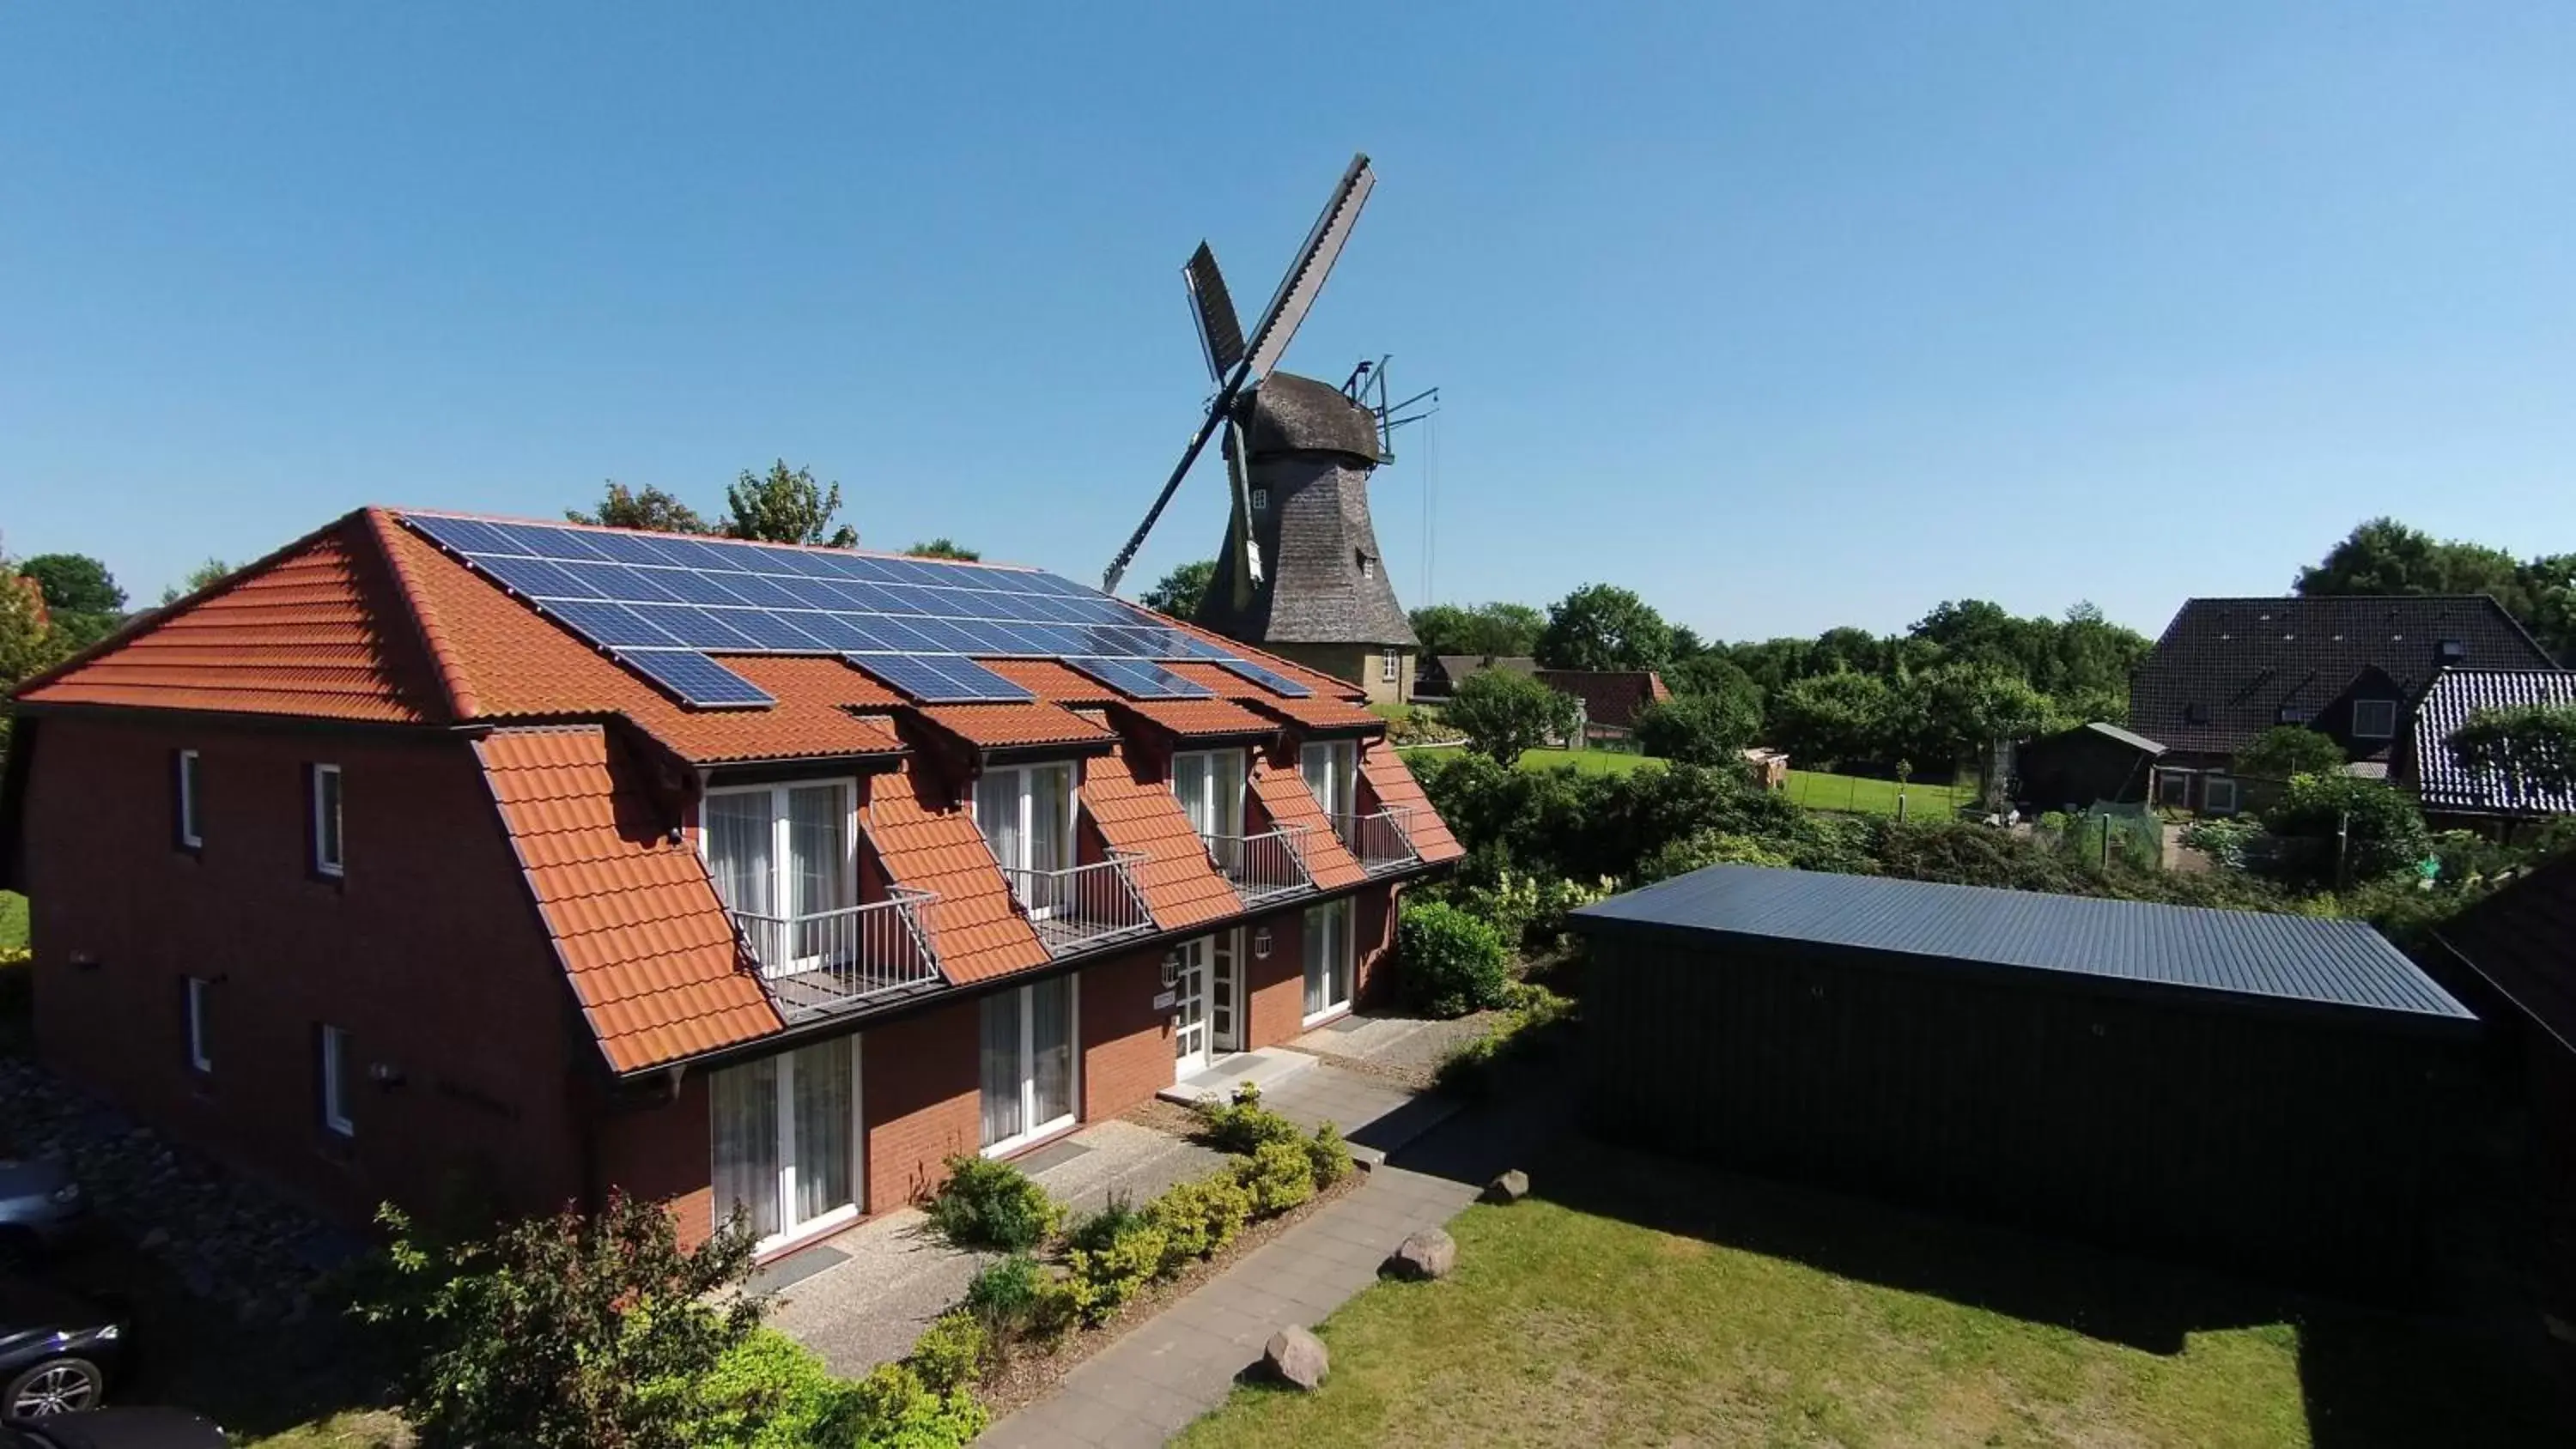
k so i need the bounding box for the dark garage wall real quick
[1583,930,2473,1288]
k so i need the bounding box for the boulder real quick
[1263,1325,1329,1390]
[1387,1228,1456,1281]
[1482,1169,1530,1204]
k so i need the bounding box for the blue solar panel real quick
[1212,658,1314,698]
[720,609,829,650]
[574,529,683,567]
[847,653,1035,703]
[1063,658,1215,700]
[613,650,775,708]
[409,514,537,556]
[632,605,761,650]
[477,555,607,601]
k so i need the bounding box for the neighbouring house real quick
[2128,595,2557,815]
[2010,722,2164,812]
[2397,668,2576,831]
[2428,853,2576,1318]
[1534,669,1670,746]
[1571,866,2477,1285]
[0,509,1460,1258]
[1411,654,1537,701]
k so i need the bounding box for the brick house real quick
[1534,669,1672,745]
[2127,595,2556,815]
[0,510,1459,1256]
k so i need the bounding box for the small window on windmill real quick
[1249,488,1268,514]
[1357,550,1375,579]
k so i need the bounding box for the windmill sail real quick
[1242,155,1375,382]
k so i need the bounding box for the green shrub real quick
[1063,1218,1169,1324]
[1398,899,1511,1018]
[1303,1122,1353,1189]
[1063,1193,1149,1255]
[839,1360,987,1449]
[906,1310,985,1396]
[1144,1171,1254,1269]
[688,1329,846,1449]
[1192,1082,1304,1155]
[2264,774,2433,884]
[1029,1274,1094,1339]
[961,1252,1043,1336]
[1635,692,1759,766]
[1237,1138,1317,1216]
[1636,829,1791,883]
[1436,983,1577,1098]
[923,1154,1061,1252]
[2180,816,2262,870]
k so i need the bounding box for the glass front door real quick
[1210,928,1242,1053]
[710,1035,860,1248]
[1303,898,1353,1023]
[1171,939,1212,1076]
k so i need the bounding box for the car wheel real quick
[4,1355,105,1417]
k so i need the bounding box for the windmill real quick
[1103,153,1423,700]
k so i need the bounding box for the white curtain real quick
[1301,742,1352,815]
[790,1037,854,1225]
[710,1057,781,1240]
[1303,900,1351,1017]
[787,785,847,957]
[975,773,1023,870]
[1212,750,1245,837]
[1029,767,1071,874]
[980,989,1024,1148]
[706,793,775,918]
[1030,976,1072,1126]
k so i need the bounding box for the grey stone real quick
[1482,1169,1530,1204]
[1387,1228,1456,1281]
[137,1227,171,1252]
[1263,1325,1329,1391]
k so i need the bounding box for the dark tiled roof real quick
[1574,864,2473,1025]
[2403,668,2576,815]
[2434,852,2576,1052]
[2130,596,2555,755]
[1423,655,1537,691]
[1535,670,1673,731]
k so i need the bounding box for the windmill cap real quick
[1241,372,1382,464]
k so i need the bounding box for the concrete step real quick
[1156,1046,1319,1107]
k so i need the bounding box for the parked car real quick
[0,1162,87,1262]
[0,1410,226,1449]
[0,1282,123,1420]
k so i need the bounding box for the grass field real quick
[1403,747,1968,817]
[1178,1140,2569,1449]
[0,889,26,951]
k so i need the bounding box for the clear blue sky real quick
[5,3,2572,641]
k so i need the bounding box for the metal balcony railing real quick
[1202,824,1316,907]
[729,890,942,1021]
[1333,806,1420,874]
[1000,853,1155,956]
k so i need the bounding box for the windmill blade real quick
[1224,416,1263,586]
[1240,153,1376,382]
[1183,243,1245,383]
[1103,401,1228,595]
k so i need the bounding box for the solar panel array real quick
[398,513,1319,710]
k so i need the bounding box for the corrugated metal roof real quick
[1573,865,2473,1022]
[2081,721,2166,755]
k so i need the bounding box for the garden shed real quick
[1571,866,2479,1284]
[2011,721,2163,810]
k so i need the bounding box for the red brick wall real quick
[21,715,587,1228]
[1082,946,1172,1122]
[861,1000,980,1213]
[1244,903,1309,1048]
[590,1074,714,1244]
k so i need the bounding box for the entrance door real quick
[1210,928,1242,1054]
[1171,938,1213,1077]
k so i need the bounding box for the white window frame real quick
[2350,698,2398,740]
[1301,740,1358,818]
[971,762,1079,915]
[710,1038,866,1255]
[1171,749,1247,842]
[697,777,861,970]
[185,976,212,1074]
[981,976,1081,1157]
[177,749,202,849]
[1302,897,1356,1028]
[311,763,343,877]
[1380,652,1398,684]
[319,1025,355,1137]
[2155,770,2192,810]
[2202,775,2240,816]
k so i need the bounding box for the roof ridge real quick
[391,504,1049,575]
[360,508,476,720]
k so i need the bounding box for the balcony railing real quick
[1000,853,1155,956]
[1333,806,1421,875]
[730,890,943,1021]
[1202,824,1316,907]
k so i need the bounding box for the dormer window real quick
[1172,749,1247,843]
[2437,639,2466,664]
[973,762,1076,911]
[702,781,856,973]
[2351,699,2398,740]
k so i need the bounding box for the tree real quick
[1771,670,1893,767]
[1408,602,1544,659]
[1634,693,1759,767]
[568,482,712,534]
[1140,560,1216,618]
[159,558,232,607]
[2296,517,2576,662]
[1444,669,1578,763]
[1893,663,2055,772]
[2236,724,2348,782]
[906,538,980,561]
[1662,652,1762,706]
[1,563,68,769]
[16,554,124,616]
[1535,585,1673,671]
[723,461,857,547]
[2447,703,2576,804]
[2264,773,2431,885]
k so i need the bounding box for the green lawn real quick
[1783,768,1971,818]
[1178,1141,2567,1449]
[0,889,26,951]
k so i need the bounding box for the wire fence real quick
[1780,771,1973,819]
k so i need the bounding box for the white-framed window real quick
[973,763,1077,912]
[1358,551,1375,579]
[2155,770,2191,810]
[1172,749,1246,842]
[1249,488,1269,514]
[2202,776,2240,816]
[701,779,857,973]
[1380,652,1398,684]
[1303,897,1354,1025]
[184,977,212,1074]
[710,1034,862,1250]
[2351,699,2398,740]
[311,764,343,877]
[176,749,202,850]
[1301,740,1358,818]
[319,1025,355,1137]
[981,975,1078,1154]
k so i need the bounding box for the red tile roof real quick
[981,658,1116,703]
[914,702,1119,752]
[1361,739,1464,864]
[1534,669,1672,731]
[1117,697,1282,740]
[1081,761,1242,931]
[866,771,1049,985]
[475,726,781,1073]
[1249,756,1368,889]
[1160,662,1386,733]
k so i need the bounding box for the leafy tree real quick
[1892,663,2056,771]
[2447,702,2576,803]
[1634,693,1759,766]
[1668,624,1707,659]
[1140,560,1215,618]
[1444,668,1578,763]
[2236,724,2348,782]
[2296,517,2576,662]
[905,538,980,561]
[723,461,857,547]
[2263,773,2433,885]
[159,558,233,607]
[1662,652,1763,708]
[1,564,68,769]
[568,482,711,535]
[1770,670,1893,767]
[1535,584,1672,671]
[354,1193,762,1449]
[16,554,124,616]
[1409,601,1544,659]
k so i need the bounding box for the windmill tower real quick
[1103,155,1423,703]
